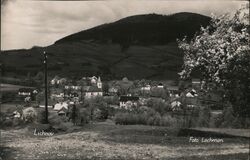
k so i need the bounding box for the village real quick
[4,74,222,127]
[1,75,248,160]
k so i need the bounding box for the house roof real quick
[192,79,201,83]
[87,86,102,92]
[171,101,181,107]
[82,86,90,91]
[18,88,34,92]
[58,107,68,113]
[54,102,68,110]
[167,86,179,91]
[120,96,139,102]
[70,92,79,97]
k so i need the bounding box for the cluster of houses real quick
[17,88,38,102]
[16,75,221,116]
[50,76,103,101]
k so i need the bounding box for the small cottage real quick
[119,95,139,109]
[54,102,69,110]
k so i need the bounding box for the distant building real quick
[186,89,198,97]
[192,78,201,90]
[108,87,118,94]
[51,77,59,85]
[183,89,199,108]
[85,86,103,99]
[64,85,81,90]
[141,84,151,91]
[54,102,69,111]
[167,86,180,98]
[57,107,68,116]
[50,88,64,101]
[18,88,34,96]
[39,105,53,108]
[51,76,67,85]
[97,77,102,89]
[171,101,182,111]
[119,95,139,109]
[90,76,98,84]
[18,88,37,100]
[157,83,164,89]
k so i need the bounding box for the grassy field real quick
[1,121,249,160]
[0,83,34,92]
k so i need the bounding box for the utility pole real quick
[44,51,48,123]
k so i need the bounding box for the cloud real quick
[1,0,247,50]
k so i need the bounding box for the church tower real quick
[97,77,102,89]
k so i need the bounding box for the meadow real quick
[1,120,249,160]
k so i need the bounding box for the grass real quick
[0,83,34,92]
[0,120,249,160]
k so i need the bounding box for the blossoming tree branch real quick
[177,4,250,123]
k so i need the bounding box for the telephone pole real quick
[43,51,48,123]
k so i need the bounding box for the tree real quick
[36,92,44,104]
[177,5,250,124]
[34,72,44,82]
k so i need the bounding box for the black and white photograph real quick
[0,0,249,159]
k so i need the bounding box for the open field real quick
[0,83,34,92]
[1,121,249,160]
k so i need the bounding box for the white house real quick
[108,87,118,93]
[171,101,182,111]
[186,89,198,97]
[85,86,103,99]
[90,76,98,84]
[119,96,139,109]
[39,105,53,108]
[157,83,164,89]
[141,84,151,91]
[18,88,34,96]
[97,77,102,89]
[54,102,69,110]
[64,85,81,90]
[51,93,64,98]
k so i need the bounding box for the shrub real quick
[196,107,211,127]
[2,119,13,127]
[213,106,249,128]
[76,108,90,125]
[22,107,38,123]
[114,110,182,127]
[220,106,235,128]
[37,109,46,124]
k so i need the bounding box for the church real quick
[84,76,103,99]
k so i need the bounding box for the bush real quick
[114,110,182,127]
[37,109,46,124]
[76,108,90,125]
[213,106,249,128]
[196,107,211,127]
[22,107,38,123]
[2,119,13,127]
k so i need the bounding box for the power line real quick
[43,51,49,124]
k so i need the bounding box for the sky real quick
[1,0,248,50]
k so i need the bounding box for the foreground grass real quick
[1,121,249,160]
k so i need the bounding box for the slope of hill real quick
[0,12,211,80]
[55,12,211,46]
